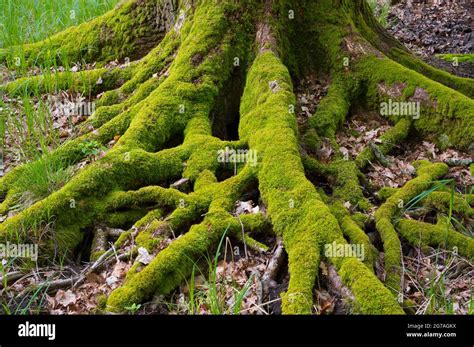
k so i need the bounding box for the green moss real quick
[356,118,411,169]
[239,51,321,313]
[0,0,254,257]
[355,55,474,150]
[0,0,178,67]
[239,51,400,314]
[194,169,218,191]
[106,167,255,312]
[97,294,108,310]
[423,192,473,218]
[349,2,474,98]
[377,187,399,201]
[374,160,448,292]
[301,128,322,152]
[337,256,404,314]
[91,250,106,262]
[398,219,474,259]
[327,160,371,211]
[436,54,474,64]
[351,212,368,229]
[329,201,377,269]
[103,210,146,228]
[308,77,351,139]
[0,148,185,254]
[115,230,132,248]
[0,66,134,97]
[389,48,474,98]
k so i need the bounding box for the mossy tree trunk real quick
[0,0,472,314]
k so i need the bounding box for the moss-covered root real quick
[329,250,404,314]
[350,0,474,97]
[374,160,449,293]
[398,219,474,259]
[356,118,411,169]
[239,51,323,314]
[0,65,135,97]
[355,55,474,150]
[106,169,255,312]
[0,0,253,253]
[107,217,227,312]
[239,52,401,314]
[423,192,474,218]
[0,148,185,252]
[308,76,351,139]
[301,156,371,211]
[327,160,371,211]
[388,48,474,98]
[329,202,377,269]
[0,0,178,67]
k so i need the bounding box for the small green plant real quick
[184,228,254,314]
[0,0,118,48]
[79,140,105,160]
[0,258,15,291]
[402,179,470,236]
[366,0,391,27]
[124,303,142,315]
[1,95,62,165]
[425,252,458,315]
[1,282,50,315]
[403,179,454,212]
[12,156,74,210]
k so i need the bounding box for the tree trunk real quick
[0,0,472,314]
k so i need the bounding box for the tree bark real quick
[0,0,472,315]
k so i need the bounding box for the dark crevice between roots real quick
[210,66,245,141]
[162,131,185,152]
[304,168,333,196]
[76,226,95,263]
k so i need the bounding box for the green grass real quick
[402,179,471,236]
[0,1,109,227]
[0,95,63,164]
[12,155,74,210]
[403,179,454,212]
[0,0,119,48]
[436,54,474,64]
[184,229,254,315]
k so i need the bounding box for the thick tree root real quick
[0,0,471,315]
[375,160,448,293]
[354,54,474,150]
[0,0,178,67]
[397,219,474,259]
[237,51,401,314]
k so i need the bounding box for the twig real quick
[261,238,285,298]
[0,271,23,288]
[237,216,248,259]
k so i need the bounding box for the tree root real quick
[356,118,411,169]
[375,160,448,293]
[0,0,178,67]
[397,219,474,259]
[0,0,471,316]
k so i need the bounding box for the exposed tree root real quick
[397,219,474,259]
[0,0,472,315]
[375,160,448,293]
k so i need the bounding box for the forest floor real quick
[0,0,472,315]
